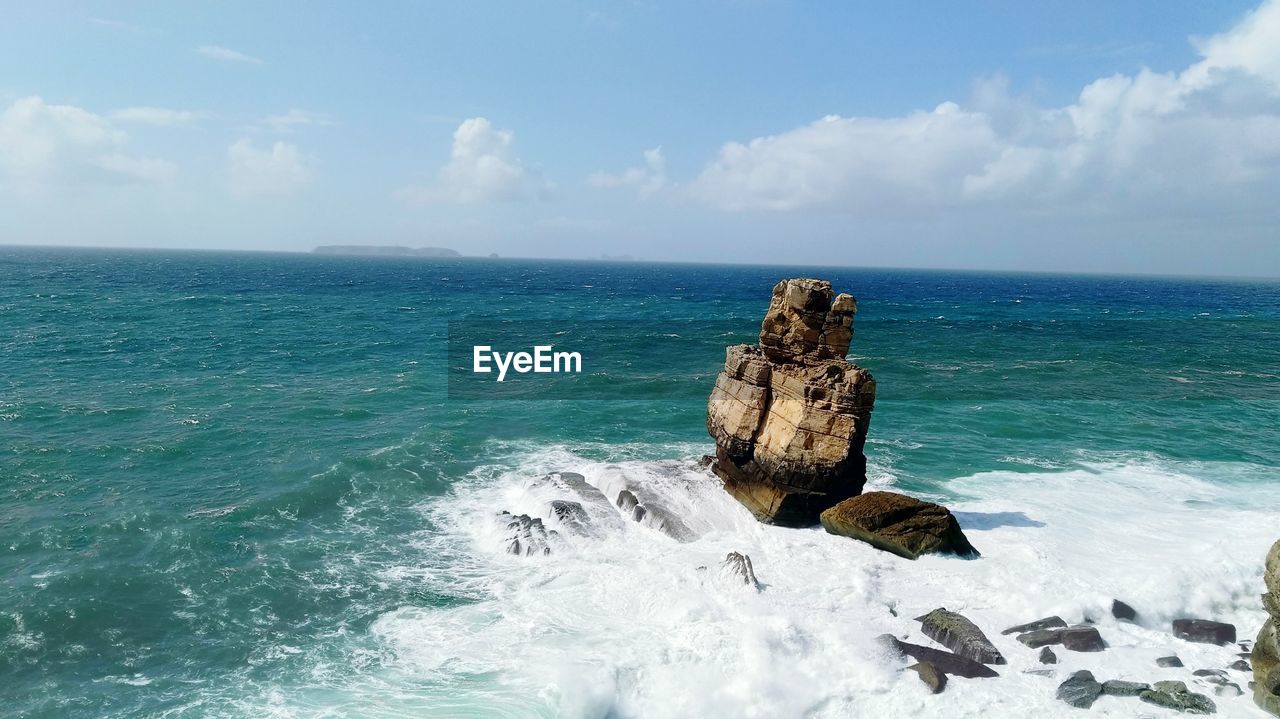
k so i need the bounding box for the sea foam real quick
[370,447,1276,718]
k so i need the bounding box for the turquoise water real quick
[2,247,1279,717]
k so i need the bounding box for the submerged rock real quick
[706,279,875,526]
[1231,659,1252,672]
[908,662,947,694]
[820,491,978,560]
[1174,618,1237,645]
[1159,655,1186,668]
[915,608,1005,665]
[496,511,558,556]
[548,500,591,533]
[594,467,698,542]
[877,634,999,679]
[1057,670,1103,709]
[616,489,639,513]
[719,551,760,590]
[1003,616,1067,635]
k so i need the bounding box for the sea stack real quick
[1256,538,1280,716]
[706,278,875,526]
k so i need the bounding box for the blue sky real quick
[2,1,1279,276]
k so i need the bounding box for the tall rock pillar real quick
[706,278,876,526]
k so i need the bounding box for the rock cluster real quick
[706,279,875,526]
[1256,539,1280,716]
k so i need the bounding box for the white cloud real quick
[589,147,666,196]
[259,109,335,132]
[0,96,176,190]
[227,139,313,197]
[94,154,178,184]
[111,107,202,126]
[395,117,547,205]
[196,44,263,65]
[689,0,1280,219]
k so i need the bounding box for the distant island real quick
[313,245,461,258]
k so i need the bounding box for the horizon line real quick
[2,242,1277,283]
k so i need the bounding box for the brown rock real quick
[1174,618,1236,645]
[908,662,947,694]
[707,279,876,526]
[820,491,979,560]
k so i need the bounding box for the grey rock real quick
[1018,629,1064,648]
[616,489,639,512]
[908,662,947,694]
[916,608,1006,665]
[720,551,760,589]
[1193,669,1227,679]
[1113,599,1139,622]
[1173,619,1237,645]
[1024,668,1055,676]
[1103,680,1151,697]
[1057,670,1103,709]
[1140,687,1217,714]
[548,500,591,533]
[497,511,557,556]
[1158,655,1185,668]
[1230,659,1251,672]
[1040,646,1058,665]
[1003,616,1068,635]
[1213,683,1242,698]
[1062,626,1107,652]
[1155,681,1189,694]
[877,634,1000,679]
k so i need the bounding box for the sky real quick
[2,1,1279,277]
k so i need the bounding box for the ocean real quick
[2,246,1278,718]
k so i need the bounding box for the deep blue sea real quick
[2,247,1278,718]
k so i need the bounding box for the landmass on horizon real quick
[313,245,461,258]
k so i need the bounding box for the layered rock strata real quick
[706,278,875,526]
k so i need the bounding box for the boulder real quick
[908,662,947,694]
[1017,629,1063,649]
[1003,616,1067,635]
[877,634,999,679]
[706,279,875,526]
[1103,680,1150,697]
[1231,659,1251,672]
[1112,599,1138,622]
[1061,626,1107,653]
[1173,618,1236,645]
[1159,655,1186,668]
[820,492,978,560]
[1140,685,1217,714]
[915,608,1005,665]
[1039,647,1058,665]
[1057,670,1103,709]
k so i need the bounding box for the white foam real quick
[370,448,1274,718]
